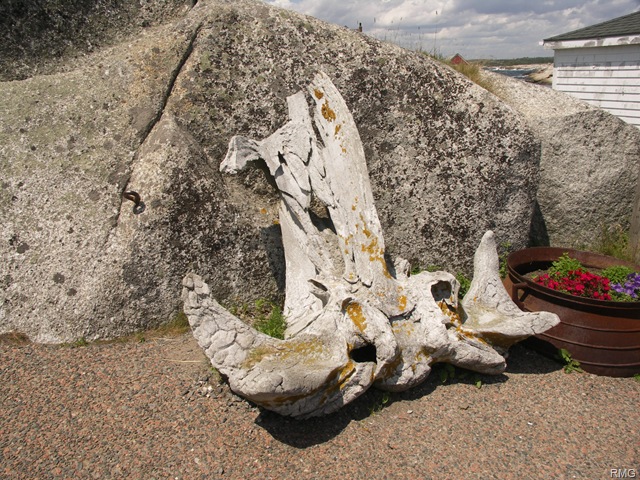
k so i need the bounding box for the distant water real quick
[485,67,537,81]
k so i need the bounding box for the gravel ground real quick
[1,333,638,480]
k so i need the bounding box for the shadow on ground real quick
[253,343,561,447]
[505,343,564,375]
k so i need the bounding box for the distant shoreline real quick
[485,64,553,85]
[486,63,552,70]
[471,57,554,67]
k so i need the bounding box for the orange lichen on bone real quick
[377,353,402,379]
[360,236,379,256]
[360,235,392,279]
[415,348,430,363]
[476,331,513,348]
[242,337,327,369]
[359,214,372,237]
[457,327,488,345]
[263,362,349,408]
[398,295,407,312]
[345,302,367,332]
[337,360,356,390]
[392,321,415,337]
[435,301,489,346]
[314,88,324,99]
[437,300,462,327]
[321,100,336,122]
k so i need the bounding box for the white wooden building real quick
[543,11,640,128]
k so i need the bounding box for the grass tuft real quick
[455,272,471,299]
[499,241,513,279]
[424,53,497,95]
[154,310,191,336]
[558,348,584,374]
[368,391,391,415]
[253,300,286,340]
[58,311,193,348]
[0,331,31,345]
[593,224,633,263]
[225,298,287,340]
[450,62,497,93]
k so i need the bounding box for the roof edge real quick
[544,34,640,49]
[543,10,640,43]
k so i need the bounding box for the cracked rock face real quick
[1,0,541,342]
[182,72,559,418]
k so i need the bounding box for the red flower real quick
[533,267,611,301]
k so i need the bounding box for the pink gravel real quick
[1,334,638,479]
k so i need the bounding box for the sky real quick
[261,0,640,59]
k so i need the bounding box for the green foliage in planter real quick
[601,265,635,285]
[548,253,584,278]
[601,265,638,302]
[537,253,639,302]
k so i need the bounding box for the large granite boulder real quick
[0,0,194,82]
[483,70,640,248]
[1,0,540,342]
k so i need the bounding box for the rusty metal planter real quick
[504,247,640,377]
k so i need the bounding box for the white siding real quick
[552,44,640,128]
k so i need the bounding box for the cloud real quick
[261,0,640,58]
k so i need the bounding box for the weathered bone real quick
[182,72,559,418]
